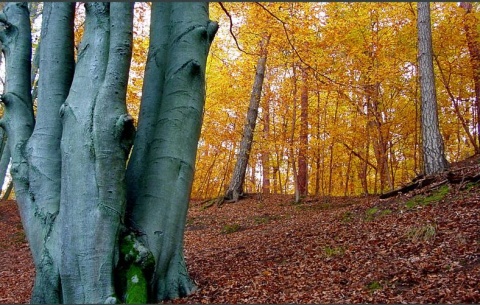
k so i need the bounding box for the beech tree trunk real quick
[225,34,270,202]
[417,2,449,175]
[28,3,75,303]
[125,2,217,301]
[58,3,135,303]
[0,2,217,304]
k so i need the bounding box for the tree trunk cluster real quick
[0,3,217,304]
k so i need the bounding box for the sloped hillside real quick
[176,156,480,303]
[0,157,479,304]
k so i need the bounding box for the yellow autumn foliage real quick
[124,3,480,199]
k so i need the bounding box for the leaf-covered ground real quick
[1,164,479,304]
[0,200,34,303]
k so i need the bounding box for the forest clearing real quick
[1,155,479,304]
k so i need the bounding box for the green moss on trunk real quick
[117,233,155,303]
[125,264,147,304]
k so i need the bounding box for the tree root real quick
[380,162,480,199]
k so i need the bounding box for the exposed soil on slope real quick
[0,157,479,304]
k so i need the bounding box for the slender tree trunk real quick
[328,99,339,196]
[361,134,370,195]
[414,85,420,175]
[225,34,270,202]
[2,179,12,200]
[249,159,257,193]
[261,97,270,194]
[460,2,480,151]
[315,90,323,196]
[273,166,279,194]
[344,151,353,196]
[297,69,308,197]
[388,140,396,188]
[0,12,7,195]
[417,2,449,175]
[365,80,390,194]
[0,128,10,190]
[201,152,218,199]
[288,63,300,202]
[0,29,9,194]
[217,145,235,198]
[434,55,479,153]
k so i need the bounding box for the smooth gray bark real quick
[417,2,448,175]
[0,1,37,260]
[58,3,134,303]
[1,2,216,303]
[126,2,217,301]
[225,35,270,202]
[26,3,75,303]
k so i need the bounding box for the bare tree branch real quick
[254,3,331,82]
[218,2,258,56]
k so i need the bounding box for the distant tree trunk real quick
[297,69,308,197]
[200,151,218,199]
[364,76,390,193]
[271,105,281,194]
[272,166,279,194]
[434,55,479,153]
[388,140,396,188]
[417,2,449,175]
[289,64,300,203]
[315,89,324,196]
[2,180,12,200]
[248,157,257,193]
[0,13,9,195]
[414,86,420,175]
[344,151,353,196]
[328,99,340,196]
[0,128,10,190]
[225,34,270,202]
[261,97,270,194]
[460,2,480,150]
[360,132,370,195]
[217,145,235,198]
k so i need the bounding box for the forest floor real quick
[0,157,479,303]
